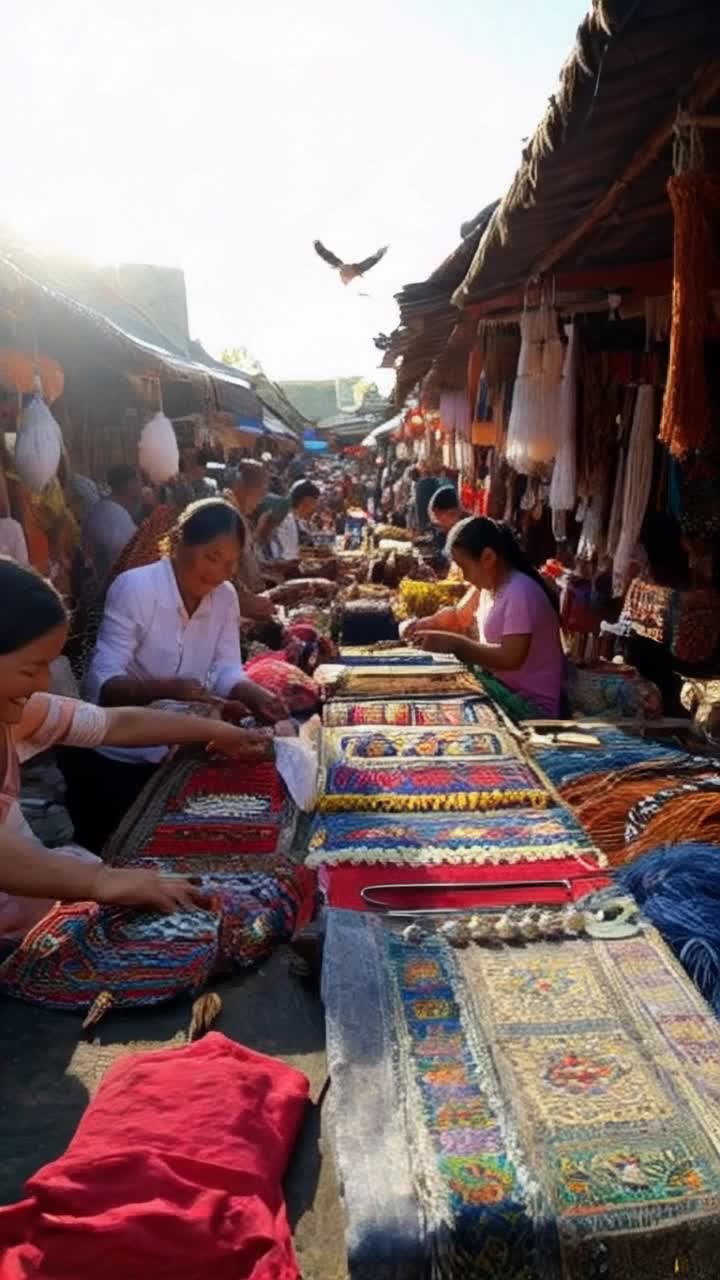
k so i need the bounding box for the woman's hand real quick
[236,682,289,724]
[417,630,465,657]
[90,866,211,913]
[158,677,210,703]
[207,727,274,759]
[402,616,436,641]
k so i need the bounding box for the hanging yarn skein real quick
[505,299,546,475]
[612,384,655,596]
[549,321,578,515]
[138,411,179,484]
[659,172,720,458]
[606,387,636,560]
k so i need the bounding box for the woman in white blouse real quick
[65,498,287,851]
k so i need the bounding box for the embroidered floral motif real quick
[544,1051,626,1096]
[553,1139,714,1212]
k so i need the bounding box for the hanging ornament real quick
[14,372,63,493]
[138,411,179,484]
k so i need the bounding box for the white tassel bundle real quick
[506,303,563,473]
[549,322,578,512]
[14,394,63,492]
[138,412,179,484]
[505,307,545,474]
[612,385,655,596]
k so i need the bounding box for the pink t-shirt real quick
[476,572,564,716]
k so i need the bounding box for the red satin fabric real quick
[0,1034,308,1280]
[319,858,609,912]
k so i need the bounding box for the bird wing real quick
[313,240,344,269]
[350,245,389,275]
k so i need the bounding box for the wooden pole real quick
[530,59,720,278]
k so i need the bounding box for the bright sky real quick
[6,0,585,383]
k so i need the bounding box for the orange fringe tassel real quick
[562,774,676,866]
[659,172,720,458]
[625,791,720,862]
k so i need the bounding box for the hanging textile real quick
[549,321,578,514]
[659,172,720,458]
[613,384,656,595]
[506,306,544,474]
[438,390,470,437]
[606,386,637,559]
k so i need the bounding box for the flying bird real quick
[313,240,389,286]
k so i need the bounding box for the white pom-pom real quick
[138,412,179,484]
[14,395,62,492]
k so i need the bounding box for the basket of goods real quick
[395,578,467,620]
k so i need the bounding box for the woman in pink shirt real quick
[407,517,565,718]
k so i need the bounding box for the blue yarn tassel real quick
[618,843,720,1014]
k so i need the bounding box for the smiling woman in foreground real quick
[406,516,565,718]
[0,556,271,944]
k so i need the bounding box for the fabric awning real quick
[361,412,403,447]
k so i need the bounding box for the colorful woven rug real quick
[324,911,720,1278]
[107,753,295,874]
[330,669,483,700]
[530,729,687,791]
[0,867,315,1011]
[323,698,500,728]
[322,726,518,765]
[306,808,604,868]
[338,649,453,666]
[318,859,608,911]
[319,758,550,813]
[0,751,315,1011]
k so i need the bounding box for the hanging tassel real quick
[658,173,716,458]
[618,843,720,1014]
[549,321,578,512]
[612,385,655,595]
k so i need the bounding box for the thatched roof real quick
[0,235,265,421]
[378,201,499,406]
[454,0,720,307]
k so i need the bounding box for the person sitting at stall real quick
[71,498,286,850]
[427,486,467,535]
[0,557,274,944]
[271,480,320,562]
[224,459,279,618]
[82,463,142,588]
[405,516,565,719]
[255,493,291,561]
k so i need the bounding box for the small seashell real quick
[562,907,586,935]
[519,911,541,941]
[543,911,566,939]
[440,919,471,947]
[468,914,495,943]
[494,912,520,942]
[402,923,424,944]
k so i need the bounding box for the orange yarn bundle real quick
[659,172,720,458]
[625,789,720,861]
[561,773,676,866]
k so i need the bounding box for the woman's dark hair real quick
[174,498,245,549]
[290,479,320,508]
[0,557,68,654]
[447,517,559,612]
[428,485,459,516]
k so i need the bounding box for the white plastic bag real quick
[138,411,179,484]
[14,395,62,492]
